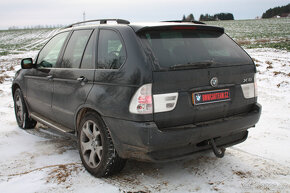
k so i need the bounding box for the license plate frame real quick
[192,89,230,105]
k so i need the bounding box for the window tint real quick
[139,30,253,69]
[61,30,92,68]
[37,32,69,68]
[80,30,96,69]
[97,30,126,69]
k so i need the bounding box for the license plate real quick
[192,89,230,105]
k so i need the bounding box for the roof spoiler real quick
[136,25,224,33]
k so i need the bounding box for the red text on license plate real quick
[192,89,230,105]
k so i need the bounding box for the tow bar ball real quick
[209,138,226,158]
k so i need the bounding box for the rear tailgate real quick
[137,25,257,129]
[152,65,256,128]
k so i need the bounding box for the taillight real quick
[129,84,153,114]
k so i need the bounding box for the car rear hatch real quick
[137,24,257,129]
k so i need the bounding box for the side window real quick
[37,32,69,68]
[61,30,92,68]
[80,30,96,69]
[97,29,126,69]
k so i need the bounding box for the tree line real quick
[262,3,290,18]
[182,13,234,22]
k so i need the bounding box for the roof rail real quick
[65,19,130,28]
[162,20,205,25]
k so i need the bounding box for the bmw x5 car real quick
[12,19,261,177]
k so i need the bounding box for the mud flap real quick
[209,138,226,158]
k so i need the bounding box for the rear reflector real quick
[241,83,255,98]
[153,93,178,113]
[254,75,258,97]
[241,74,258,99]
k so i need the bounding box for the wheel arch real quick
[12,83,21,97]
[75,105,104,134]
[12,83,31,113]
[74,105,123,155]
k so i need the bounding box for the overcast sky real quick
[0,0,288,29]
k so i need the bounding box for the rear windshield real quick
[139,30,253,69]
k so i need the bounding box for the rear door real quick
[138,28,256,128]
[52,29,96,129]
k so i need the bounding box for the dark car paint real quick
[25,69,54,120]
[12,22,261,162]
[52,68,95,129]
[82,25,155,126]
[103,103,261,161]
[152,65,256,128]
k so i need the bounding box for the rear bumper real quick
[103,103,261,162]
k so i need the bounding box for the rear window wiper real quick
[169,61,216,70]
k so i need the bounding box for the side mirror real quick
[21,58,35,69]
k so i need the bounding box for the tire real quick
[13,88,37,129]
[77,111,126,177]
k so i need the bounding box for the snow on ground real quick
[0,49,289,193]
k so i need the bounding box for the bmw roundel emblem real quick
[196,94,201,101]
[210,77,218,87]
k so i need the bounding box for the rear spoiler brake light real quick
[171,26,197,30]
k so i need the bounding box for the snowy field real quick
[0,29,60,56]
[0,22,290,192]
[0,49,289,193]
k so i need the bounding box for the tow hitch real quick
[209,138,226,158]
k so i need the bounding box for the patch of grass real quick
[244,41,290,51]
[236,40,251,45]
[277,81,289,88]
[232,170,252,178]
[252,57,261,63]
[265,61,272,65]
[0,51,20,56]
[264,42,290,51]
[0,51,10,56]
[273,71,290,77]
[266,64,273,69]
[7,65,14,71]
[0,74,10,83]
[18,48,29,51]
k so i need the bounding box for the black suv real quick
[12,19,261,177]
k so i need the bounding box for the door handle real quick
[77,76,88,83]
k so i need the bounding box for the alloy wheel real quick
[80,120,103,168]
